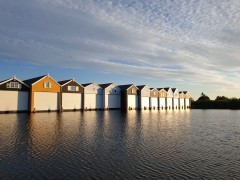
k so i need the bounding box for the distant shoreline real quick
[191,100,240,110]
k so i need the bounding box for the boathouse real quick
[82,82,103,110]
[179,91,185,109]
[183,91,191,109]
[58,79,84,111]
[137,85,150,110]
[149,88,158,110]
[164,87,174,110]
[0,76,29,113]
[158,88,167,110]
[119,84,138,110]
[99,83,121,109]
[23,74,61,112]
[172,88,179,110]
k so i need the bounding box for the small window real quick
[12,82,17,88]
[132,88,135,93]
[71,86,76,91]
[68,86,79,91]
[8,82,21,89]
[69,86,76,91]
[44,82,51,88]
[114,89,117,93]
[153,91,155,95]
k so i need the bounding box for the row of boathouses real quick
[0,74,191,113]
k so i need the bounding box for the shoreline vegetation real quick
[191,93,240,109]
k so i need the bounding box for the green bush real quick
[192,93,240,109]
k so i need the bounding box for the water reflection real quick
[28,113,60,162]
[0,114,19,160]
[1,110,240,179]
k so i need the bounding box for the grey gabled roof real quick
[82,82,102,88]
[150,87,158,91]
[157,88,169,93]
[118,84,134,90]
[58,79,84,88]
[23,75,45,86]
[99,83,113,89]
[164,87,171,91]
[23,74,61,86]
[136,85,148,90]
[156,88,164,91]
[172,88,177,93]
[82,83,93,87]
[58,79,72,86]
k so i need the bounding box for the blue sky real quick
[0,0,240,100]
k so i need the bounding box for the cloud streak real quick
[0,0,240,98]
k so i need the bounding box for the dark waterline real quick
[0,110,240,179]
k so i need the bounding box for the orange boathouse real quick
[24,74,61,112]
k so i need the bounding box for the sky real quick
[0,0,240,100]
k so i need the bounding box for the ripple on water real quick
[1,110,240,179]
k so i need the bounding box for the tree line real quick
[191,93,240,109]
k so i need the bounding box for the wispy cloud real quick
[0,0,240,98]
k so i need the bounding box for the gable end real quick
[0,78,29,91]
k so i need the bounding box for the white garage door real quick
[62,93,82,110]
[150,97,158,109]
[128,95,138,108]
[96,94,103,109]
[174,98,179,109]
[108,95,120,108]
[141,97,150,108]
[180,99,185,109]
[34,92,58,111]
[159,98,166,109]
[84,94,96,109]
[167,98,173,110]
[0,91,29,111]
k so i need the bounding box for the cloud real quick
[0,0,240,98]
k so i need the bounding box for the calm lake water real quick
[0,110,240,179]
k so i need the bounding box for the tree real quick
[230,97,238,100]
[215,96,229,101]
[197,92,210,101]
[190,97,194,102]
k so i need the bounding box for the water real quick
[0,110,240,179]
